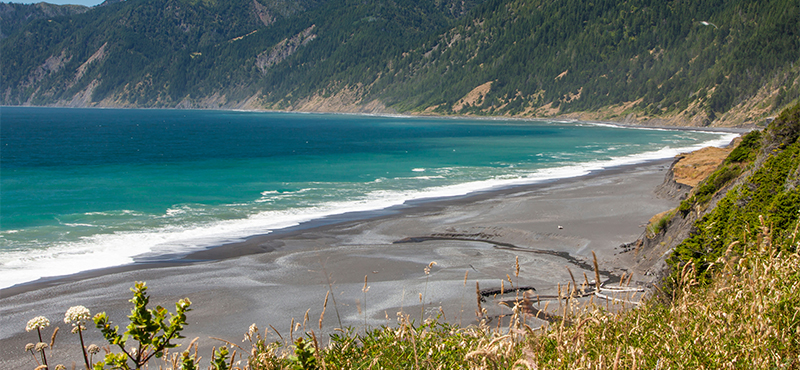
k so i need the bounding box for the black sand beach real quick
[1,159,679,369]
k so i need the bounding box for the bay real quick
[0,107,736,289]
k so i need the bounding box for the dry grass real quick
[453,81,493,112]
[515,222,800,369]
[672,144,738,187]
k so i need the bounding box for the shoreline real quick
[4,157,671,299]
[1,105,755,133]
[1,158,685,368]
[0,110,741,294]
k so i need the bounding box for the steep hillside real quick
[1,0,479,110]
[1,0,328,107]
[368,0,800,126]
[0,2,88,39]
[2,0,798,126]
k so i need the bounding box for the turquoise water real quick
[0,107,736,289]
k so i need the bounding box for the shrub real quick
[725,129,762,164]
[647,209,676,237]
[93,282,193,369]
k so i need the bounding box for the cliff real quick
[630,103,800,294]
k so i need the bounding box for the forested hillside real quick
[1,0,798,126]
[372,0,800,126]
[0,2,88,38]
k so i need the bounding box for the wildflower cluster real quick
[64,305,91,333]
[23,315,53,369]
[26,316,51,332]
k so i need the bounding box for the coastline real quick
[2,157,683,298]
[1,158,682,368]
[1,105,756,133]
[0,107,744,292]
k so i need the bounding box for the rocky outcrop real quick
[268,83,395,115]
[74,42,108,83]
[24,50,71,88]
[252,0,275,26]
[256,25,316,74]
[654,157,693,200]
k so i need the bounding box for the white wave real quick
[403,176,446,180]
[255,188,318,203]
[63,223,98,228]
[164,207,187,217]
[0,210,307,289]
[84,210,143,217]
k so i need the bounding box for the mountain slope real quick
[0,2,89,39]
[1,0,798,126]
[365,0,800,125]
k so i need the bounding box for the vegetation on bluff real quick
[22,219,800,369]
[0,2,89,39]
[670,103,800,287]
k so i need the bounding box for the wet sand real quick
[0,159,677,369]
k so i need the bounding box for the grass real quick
[524,224,800,369]
[647,209,676,238]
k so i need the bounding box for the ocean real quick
[0,107,737,290]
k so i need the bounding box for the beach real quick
[1,158,678,368]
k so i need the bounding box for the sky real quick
[19,0,104,5]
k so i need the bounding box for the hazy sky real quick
[19,0,104,6]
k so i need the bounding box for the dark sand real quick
[0,159,677,369]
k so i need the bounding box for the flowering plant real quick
[65,305,91,333]
[24,316,52,368]
[65,305,93,369]
[26,316,51,332]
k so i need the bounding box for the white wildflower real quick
[64,305,91,323]
[25,316,50,332]
[64,305,91,332]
